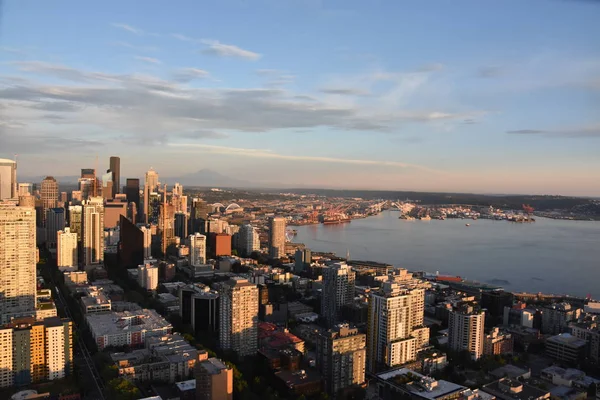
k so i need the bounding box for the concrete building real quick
[145,168,159,193]
[570,321,600,364]
[482,378,550,400]
[322,262,355,327]
[542,303,581,335]
[82,197,104,267]
[80,287,112,314]
[86,309,172,350]
[40,177,58,225]
[546,334,587,364]
[175,212,188,239]
[179,284,220,334]
[367,280,429,372]
[317,324,366,395]
[125,178,141,216]
[189,233,207,266]
[503,304,535,328]
[483,328,514,356]
[0,204,37,324]
[0,158,17,200]
[294,248,312,272]
[195,355,233,400]
[57,228,78,268]
[68,205,82,242]
[268,216,286,259]
[218,277,259,357]
[138,263,159,291]
[111,334,197,384]
[18,183,32,197]
[209,233,231,258]
[45,208,65,248]
[110,156,120,198]
[104,199,127,229]
[237,224,260,256]
[374,368,469,400]
[448,304,485,360]
[0,317,73,388]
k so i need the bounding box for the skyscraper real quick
[101,171,113,200]
[0,158,17,200]
[237,224,260,256]
[321,262,355,327]
[45,208,65,248]
[18,183,32,196]
[68,205,82,242]
[57,228,78,268]
[138,263,159,291]
[217,277,258,357]
[0,204,37,324]
[109,156,120,198]
[82,197,104,266]
[317,324,366,395]
[268,216,286,259]
[448,304,485,360]
[189,233,207,266]
[145,168,159,192]
[125,178,140,214]
[118,215,144,267]
[174,212,188,239]
[40,176,58,225]
[367,278,429,372]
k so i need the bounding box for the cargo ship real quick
[322,218,351,225]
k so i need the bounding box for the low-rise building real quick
[483,328,514,356]
[195,355,233,400]
[541,366,600,391]
[86,309,172,350]
[274,368,322,397]
[111,334,197,383]
[546,334,587,364]
[481,378,550,400]
[80,287,112,314]
[375,368,469,400]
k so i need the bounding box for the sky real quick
[0,0,599,195]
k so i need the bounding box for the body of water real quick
[294,211,600,298]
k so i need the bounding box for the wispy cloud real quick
[320,88,370,96]
[168,143,445,174]
[111,23,144,35]
[507,124,600,138]
[172,68,210,82]
[478,66,504,78]
[0,46,28,56]
[171,33,197,42]
[112,41,158,52]
[135,56,161,64]
[200,40,261,60]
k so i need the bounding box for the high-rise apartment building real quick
[82,197,104,266]
[57,228,78,268]
[0,317,73,387]
[40,176,58,225]
[268,216,286,259]
[0,204,37,324]
[101,171,113,200]
[45,208,65,248]
[189,233,207,266]
[109,156,120,198]
[295,248,312,272]
[448,304,485,360]
[317,324,366,395]
[0,158,17,200]
[367,279,429,372]
[322,262,355,327]
[179,284,220,334]
[68,205,83,242]
[160,195,176,255]
[195,354,233,400]
[237,224,260,256]
[145,168,159,192]
[138,263,159,291]
[218,277,258,357]
[18,183,32,196]
[173,182,183,197]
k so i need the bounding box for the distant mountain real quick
[19,175,81,184]
[166,169,254,188]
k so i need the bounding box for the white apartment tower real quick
[57,228,78,268]
[448,304,485,360]
[82,197,104,266]
[189,233,207,266]
[138,263,159,291]
[367,279,429,373]
[238,224,260,256]
[321,262,356,327]
[0,204,37,324]
[145,168,159,193]
[268,216,286,259]
[141,226,152,259]
[218,277,259,357]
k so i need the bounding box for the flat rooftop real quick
[377,368,467,400]
[86,309,171,337]
[200,358,228,375]
[547,333,587,348]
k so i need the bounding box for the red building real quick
[208,233,232,257]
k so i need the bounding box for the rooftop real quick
[200,357,229,375]
[481,378,549,400]
[377,368,467,400]
[86,309,172,337]
[547,333,587,348]
[175,379,196,392]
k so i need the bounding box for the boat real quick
[322,218,351,225]
[420,215,432,221]
[465,223,470,227]
[399,215,415,221]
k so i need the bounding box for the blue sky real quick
[1,0,599,195]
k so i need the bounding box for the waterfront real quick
[294,211,600,298]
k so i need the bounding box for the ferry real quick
[465,223,470,227]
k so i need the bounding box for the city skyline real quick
[1,1,600,196]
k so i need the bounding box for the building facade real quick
[448,304,485,360]
[0,158,17,200]
[195,355,233,400]
[218,277,259,357]
[109,156,120,198]
[57,228,78,268]
[483,327,514,356]
[82,197,104,266]
[0,204,37,324]
[138,263,159,291]
[317,324,366,395]
[40,176,58,225]
[322,262,356,327]
[45,208,65,248]
[189,233,207,266]
[238,224,260,256]
[268,216,286,259]
[367,280,428,372]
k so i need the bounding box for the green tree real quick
[107,378,141,400]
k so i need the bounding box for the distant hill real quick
[165,169,253,188]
